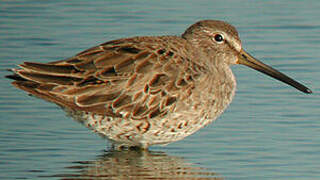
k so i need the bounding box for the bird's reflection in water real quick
[50,150,223,180]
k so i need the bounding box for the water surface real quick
[1,1,319,179]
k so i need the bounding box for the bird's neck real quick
[206,63,236,119]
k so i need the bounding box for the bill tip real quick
[305,88,312,94]
[301,87,312,94]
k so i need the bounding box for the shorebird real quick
[6,20,312,149]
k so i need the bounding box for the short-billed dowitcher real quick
[6,20,312,149]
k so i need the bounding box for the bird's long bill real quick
[237,49,312,94]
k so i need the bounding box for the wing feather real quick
[7,36,204,120]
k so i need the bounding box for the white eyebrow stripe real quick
[228,39,241,51]
[202,29,242,51]
[202,29,215,35]
[229,36,241,51]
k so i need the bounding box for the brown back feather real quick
[7,36,204,119]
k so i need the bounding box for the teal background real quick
[0,1,319,179]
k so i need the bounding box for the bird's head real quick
[182,20,312,94]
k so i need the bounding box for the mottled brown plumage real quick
[6,20,311,149]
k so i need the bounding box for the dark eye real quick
[214,34,224,43]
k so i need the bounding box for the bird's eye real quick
[214,34,224,43]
